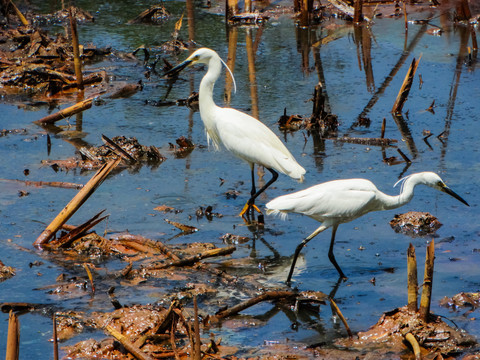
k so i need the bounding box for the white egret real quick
[164,48,305,219]
[265,172,469,283]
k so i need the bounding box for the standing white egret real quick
[164,48,306,218]
[265,172,469,283]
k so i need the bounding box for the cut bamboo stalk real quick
[9,0,29,26]
[34,97,94,125]
[405,332,421,360]
[34,157,121,247]
[391,56,421,114]
[6,310,19,360]
[105,325,155,360]
[419,240,435,322]
[407,243,418,312]
[69,7,84,91]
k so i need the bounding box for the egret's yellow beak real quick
[163,57,193,77]
[440,183,469,206]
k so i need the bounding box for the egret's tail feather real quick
[265,208,289,220]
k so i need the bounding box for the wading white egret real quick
[265,172,469,283]
[164,48,306,219]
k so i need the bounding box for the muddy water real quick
[0,0,479,358]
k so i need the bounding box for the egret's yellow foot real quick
[239,202,262,218]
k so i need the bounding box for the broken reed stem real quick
[69,7,84,90]
[152,246,236,270]
[53,314,59,360]
[9,0,29,26]
[419,240,435,322]
[381,118,386,139]
[391,56,421,114]
[226,0,238,20]
[403,1,408,32]
[34,97,93,124]
[83,263,95,295]
[34,158,121,246]
[105,325,155,360]
[0,178,83,190]
[405,332,421,360]
[6,310,19,360]
[407,243,418,312]
[213,291,296,321]
[193,295,201,360]
[329,298,352,338]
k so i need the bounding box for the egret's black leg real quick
[250,166,256,197]
[328,225,347,280]
[286,237,312,285]
[239,167,278,218]
[286,224,328,285]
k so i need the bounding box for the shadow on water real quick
[0,0,479,358]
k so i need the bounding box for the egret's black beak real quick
[163,59,192,78]
[442,185,469,206]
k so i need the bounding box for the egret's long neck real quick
[198,56,222,118]
[380,175,419,210]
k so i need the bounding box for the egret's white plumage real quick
[165,48,305,218]
[266,172,469,283]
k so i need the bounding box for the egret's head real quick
[163,47,237,92]
[163,48,217,77]
[422,172,469,206]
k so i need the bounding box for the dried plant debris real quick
[128,4,171,24]
[0,260,15,282]
[336,306,476,358]
[62,301,238,359]
[169,136,195,158]
[0,27,108,97]
[42,136,165,171]
[390,211,442,236]
[440,292,480,313]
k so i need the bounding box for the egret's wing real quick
[266,179,378,223]
[214,108,305,179]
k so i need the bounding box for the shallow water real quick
[1,0,479,357]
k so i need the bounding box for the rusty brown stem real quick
[392,56,421,114]
[0,178,83,190]
[69,7,84,90]
[419,240,435,322]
